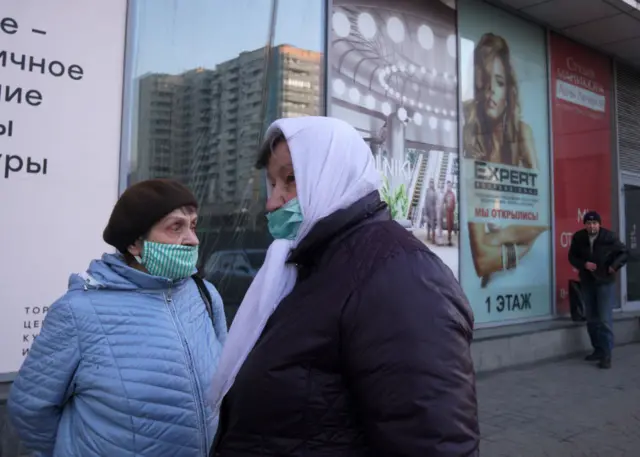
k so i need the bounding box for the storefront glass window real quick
[458,0,552,324]
[329,0,460,278]
[122,0,325,323]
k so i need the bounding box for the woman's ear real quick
[127,239,143,258]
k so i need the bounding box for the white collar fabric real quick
[209,116,381,410]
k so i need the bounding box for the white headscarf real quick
[209,116,381,411]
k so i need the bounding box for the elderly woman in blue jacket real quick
[8,179,227,457]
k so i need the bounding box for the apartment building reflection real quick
[134,45,320,197]
[131,44,322,259]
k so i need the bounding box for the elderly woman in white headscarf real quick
[209,117,479,457]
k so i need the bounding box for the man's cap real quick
[583,211,601,224]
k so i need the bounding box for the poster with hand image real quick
[458,0,552,324]
[330,0,459,278]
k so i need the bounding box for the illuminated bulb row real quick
[333,79,456,119]
[333,11,457,57]
[378,67,457,107]
[378,63,457,86]
[396,106,455,132]
[378,67,455,109]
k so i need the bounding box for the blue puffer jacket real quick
[7,253,227,457]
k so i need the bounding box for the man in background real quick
[422,179,437,244]
[444,180,456,246]
[569,211,628,369]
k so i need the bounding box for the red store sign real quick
[550,33,613,314]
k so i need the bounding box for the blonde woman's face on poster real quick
[484,57,507,121]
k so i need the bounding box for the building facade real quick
[1,0,640,384]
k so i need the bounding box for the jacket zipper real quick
[165,287,209,456]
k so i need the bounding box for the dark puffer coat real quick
[212,192,479,457]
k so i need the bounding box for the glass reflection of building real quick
[133,45,321,193]
[130,44,322,270]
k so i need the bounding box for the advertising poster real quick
[550,33,613,314]
[0,0,126,374]
[458,0,552,324]
[329,0,460,278]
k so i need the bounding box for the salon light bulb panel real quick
[332,77,457,121]
[357,12,377,39]
[332,11,351,38]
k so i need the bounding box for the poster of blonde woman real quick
[458,0,552,324]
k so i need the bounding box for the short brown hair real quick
[256,129,286,170]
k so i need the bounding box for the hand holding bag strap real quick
[192,274,215,328]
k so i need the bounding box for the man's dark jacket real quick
[211,192,479,457]
[569,227,628,284]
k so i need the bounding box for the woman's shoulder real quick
[178,278,228,340]
[462,99,477,121]
[63,285,161,321]
[462,99,476,111]
[517,120,534,139]
[178,276,222,306]
[343,226,470,326]
[343,220,427,272]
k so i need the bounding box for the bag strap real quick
[192,275,215,328]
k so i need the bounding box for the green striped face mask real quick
[135,241,198,280]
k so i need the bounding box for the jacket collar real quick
[68,253,189,292]
[288,191,389,267]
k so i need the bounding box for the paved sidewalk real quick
[478,343,640,456]
[3,345,640,456]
